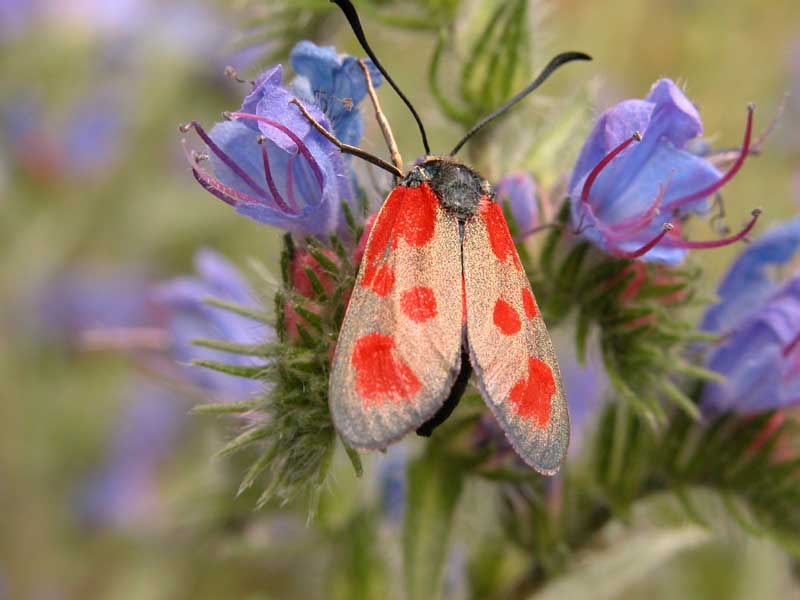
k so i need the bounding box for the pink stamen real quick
[611,222,674,259]
[285,154,298,212]
[181,140,274,209]
[257,136,293,213]
[227,111,325,191]
[673,209,761,249]
[180,121,269,198]
[602,176,672,241]
[580,132,642,205]
[665,106,754,212]
[782,330,800,358]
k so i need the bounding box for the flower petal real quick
[702,216,800,333]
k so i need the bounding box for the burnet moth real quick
[303,0,591,475]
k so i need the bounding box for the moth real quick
[311,0,590,474]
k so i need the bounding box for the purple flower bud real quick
[183,42,384,237]
[570,79,757,264]
[494,172,540,235]
[701,217,800,414]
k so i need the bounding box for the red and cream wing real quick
[330,183,463,449]
[463,199,569,474]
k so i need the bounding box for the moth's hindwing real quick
[463,199,569,474]
[329,184,463,449]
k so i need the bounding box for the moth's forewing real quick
[329,184,463,448]
[463,200,569,474]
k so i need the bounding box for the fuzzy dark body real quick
[401,158,495,218]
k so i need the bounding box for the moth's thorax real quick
[401,157,494,216]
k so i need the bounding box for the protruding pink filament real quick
[227,111,325,192]
[612,223,674,259]
[180,121,269,198]
[602,176,672,241]
[665,106,754,212]
[673,209,761,249]
[285,154,298,212]
[181,140,269,209]
[783,330,800,359]
[580,132,642,205]
[258,137,293,213]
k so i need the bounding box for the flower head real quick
[570,79,757,264]
[494,172,540,235]
[701,217,800,415]
[183,42,381,237]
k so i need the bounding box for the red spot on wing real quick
[360,185,437,297]
[352,333,421,407]
[493,298,521,336]
[364,189,404,267]
[480,200,521,270]
[394,184,437,248]
[371,264,395,297]
[522,288,538,319]
[401,286,438,323]
[509,357,555,428]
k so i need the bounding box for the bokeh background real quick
[1,0,798,598]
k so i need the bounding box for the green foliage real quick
[234,1,334,64]
[527,205,715,425]
[429,0,533,128]
[195,226,365,518]
[328,510,390,600]
[403,442,467,600]
[480,403,800,598]
[360,0,461,30]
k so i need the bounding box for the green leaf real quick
[191,398,262,415]
[403,447,466,600]
[305,241,340,276]
[191,359,266,379]
[203,297,272,324]
[428,29,470,124]
[534,527,710,600]
[192,338,266,357]
[341,439,364,478]
[303,265,328,301]
[216,425,270,457]
[659,379,701,420]
[294,305,324,332]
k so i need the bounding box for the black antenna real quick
[331,0,431,155]
[449,51,592,156]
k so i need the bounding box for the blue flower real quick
[290,40,382,147]
[153,249,271,401]
[570,79,757,264]
[183,42,381,237]
[701,217,800,415]
[494,172,540,235]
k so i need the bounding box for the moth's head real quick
[415,157,494,216]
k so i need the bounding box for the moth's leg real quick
[289,98,402,178]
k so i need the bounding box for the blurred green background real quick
[0,0,798,598]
